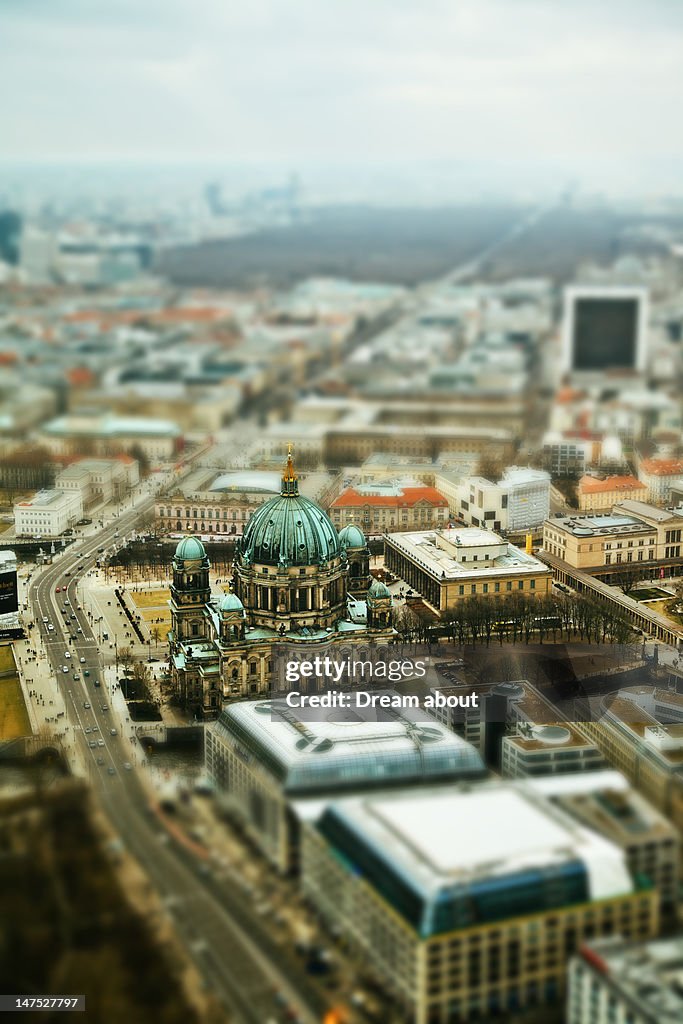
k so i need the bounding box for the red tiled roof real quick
[578,475,646,495]
[640,458,683,476]
[332,486,449,509]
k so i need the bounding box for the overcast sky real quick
[2,1,683,195]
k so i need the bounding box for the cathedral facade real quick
[168,450,393,717]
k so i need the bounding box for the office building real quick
[428,679,604,776]
[205,696,485,873]
[535,773,679,921]
[575,685,683,833]
[301,781,659,1024]
[455,467,551,534]
[561,286,648,375]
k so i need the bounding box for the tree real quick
[118,647,134,673]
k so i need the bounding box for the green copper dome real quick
[240,494,341,567]
[368,578,391,599]
[219,591,244,612]
[174,536,208,562]
[338,524,366,549]
[239,448,341,567]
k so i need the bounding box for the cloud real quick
[1,0,682,182]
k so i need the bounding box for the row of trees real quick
[393,592,635,647]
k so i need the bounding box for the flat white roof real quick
[385,529,548,580]
[374,788,570,876]
[329,782,633,901]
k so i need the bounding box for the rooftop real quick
[316,781,634,936]
[578,475,646,495]
[212,696,485,795]
[332,485,448,508]
[640,458,683,476]
[385,529,549,580]
[16,488,75,509]
[578,937,683,1022]
[547,513,652,539]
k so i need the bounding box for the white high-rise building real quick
[455,466,550,533]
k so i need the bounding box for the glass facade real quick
[212,701,485,796]
[319,805,590,937]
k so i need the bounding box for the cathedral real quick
[168,448,393,717]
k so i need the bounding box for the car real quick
[96,757,104,765]
[93,679,100,687]
[73,673,79,681]
[42,617,48,623]
[64,571,71,576]
[64,652,71,659]
[91,725,99,732]
[83,701,91,709]
[101,704,109,711]
[123,762,132,771]
[70,614,76,620]
[77,627,83,633]
[48,624,54,631]
[62,666,69,673]
[84,670,91,678]
[79,657,86,664]
[107,766,115,775]
[55,586,61,593]
[109,728,117,736]
[85,727,91,734]
[98,739,105,748]
[88,740,97,749]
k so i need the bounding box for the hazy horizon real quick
[3,1,683,202]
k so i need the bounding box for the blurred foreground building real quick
[205,696,485,872]
[568,936,683,1024]
[301,781,659,1024]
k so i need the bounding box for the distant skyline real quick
[2,1,683,198]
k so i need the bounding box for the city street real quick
[24,482,330,1024]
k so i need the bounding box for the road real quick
[27,493,331,1024]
